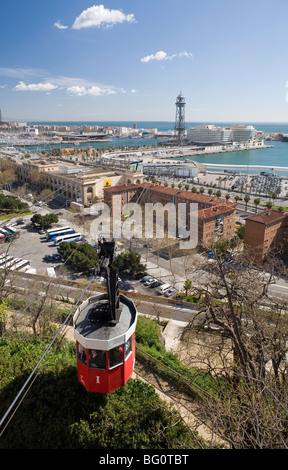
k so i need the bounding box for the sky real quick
[1,0,288,123]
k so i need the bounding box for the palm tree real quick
[266,201,273,210]
[199,187,205,194]
[208,188,213,196]
[225,193,231,202]
[244,194,250,211]
[253,197,260,213]
[216,190,222,198]
[271,192,277,205]
[183,279,192,296]
[234,195,240,204]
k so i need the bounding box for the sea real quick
[5,121,288,176]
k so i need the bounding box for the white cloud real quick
[141,50,193,63]
[54,20,68,30]
[67,85,117,96]
[141,51,168,63]
[13,81,58,92]
[7,72,128,97]
[72,4,136,30]
[0,85,7,89]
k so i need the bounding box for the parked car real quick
[157,284,172,295]
[43,254,54,261]
[143,278,156,286]
[52,253,61,260]
[149,280,162,288]
[141,275,153,283]
[136,272,147,279]
[119,281,131,290]
[164,287,177,297]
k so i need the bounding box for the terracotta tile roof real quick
[103,183,139,193]
[246,209,287,225]
[104,183,236,214]
[198,205,235,220]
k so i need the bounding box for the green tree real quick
[183,279,192,296]
[114,251,146,273]
[0,299,8,336]
[237,224,245,240]
[244,194,250,210]
[253,198,261,213]
[30,213,58,229]
[58,241,98,271]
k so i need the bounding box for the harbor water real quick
[2,121,288,175]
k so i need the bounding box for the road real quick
[8,270,199,324]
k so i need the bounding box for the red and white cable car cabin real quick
[73,241,137,393]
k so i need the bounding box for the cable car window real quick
[125,338,132,358]
[109,345,124,368]
[78,343,86,365]
[88,349,107,369]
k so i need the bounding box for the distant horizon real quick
[3,118,288,125]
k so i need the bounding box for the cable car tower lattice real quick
[174,92,186,146]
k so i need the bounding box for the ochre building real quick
[244,209,288,262]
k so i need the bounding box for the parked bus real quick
[11,259,30,271]
[54,232,82,246]
[46,226,71,235]
[4,225,19,235]
[0,256,14,266]
[47,228,75,241]
[2,257,22,270]
[0,227,15,241]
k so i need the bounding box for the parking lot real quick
[3,216,68,276]
[115,269,178,298]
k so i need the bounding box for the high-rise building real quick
[187,124,257,145]
[230,125,256,143]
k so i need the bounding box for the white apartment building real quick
[187,125,223,144]
[187,124,258,145]
[230,125,256,143]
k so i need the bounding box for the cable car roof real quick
[73,293,137,350]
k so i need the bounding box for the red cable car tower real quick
[73,240,137,393]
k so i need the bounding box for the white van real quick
[157,283,171,295]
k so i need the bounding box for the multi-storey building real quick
[104,183,236,248]
[187,124,258,145]
[244,209,288,262]
[12,158,143,206]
